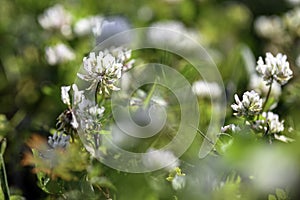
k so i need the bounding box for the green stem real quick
[95,81,101,104]
[262,79,273,112]
[0,139,10,200]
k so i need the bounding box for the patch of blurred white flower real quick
[221,124,241,134]
[249,74,282,99]
[192,80,222,99]
[74,15,104,36]
[38,4,72,37]
[171,174,186,190]
[147,20,201,51]
[254,16,288,43]
[242,146,298,191]
[45,43,75,65]
[296,54,300,68]
[284,7,300,37]
[286,0,300,5]
[142,148,179,171]
[137,6,153,22]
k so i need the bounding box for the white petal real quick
[61,86,71,105]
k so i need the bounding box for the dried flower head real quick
[256,52,293,85]
[48,132,70,149]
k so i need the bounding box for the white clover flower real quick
[256,52,293,85]
[142,148,179,171]
[262,112,284,134]
[108,47,133,70]
[38,4,72,36]
[231,90,263,117]
[249,74,282,99]
[250,119,266,132]
[74,15,103,36]
[71,87,105,132]
[192,80,222,99]
[72,84,84,106]
[77,47,133,94]
[88,105,105,117]
[48,132,70,149]
[45,43,75,65]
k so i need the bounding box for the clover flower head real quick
[231,90,263,117]
[256,52,293,85]
[262,112,284,134]
[48,132,70,149]
[77,49,128,94]
[38,4,72,36]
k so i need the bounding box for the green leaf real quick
[268,194,277,200]
[263,96,277,112]
[10,195,26,200]
[143,81,157,109]
[0,187,4,200]
[99,130,111,135]
[90,177,116,191]
[275,188,287,200]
